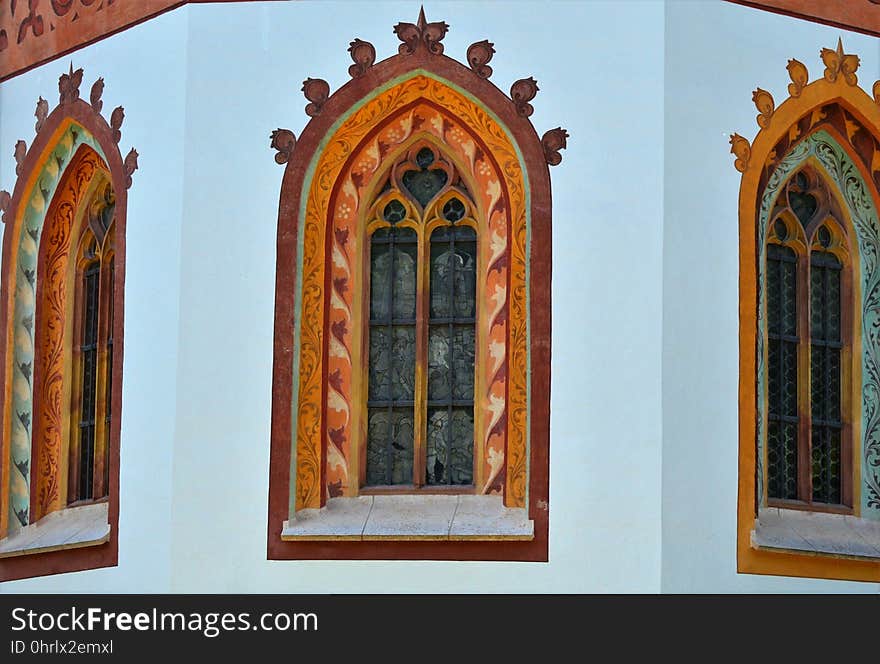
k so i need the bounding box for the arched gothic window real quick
[0,67,137,582]
[364,145,479,490]
[734,41,880,582]
[267,10,568,561]
[764,169,855,509]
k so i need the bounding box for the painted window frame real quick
[0,67,138,582]
[266,10,568,561]
[763,172,856,511]
[734,42,880,582]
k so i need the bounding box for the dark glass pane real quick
[817,225,832,248]
[789,174,817,228]
[430,226,477,319]
[416,148,435,169]
[392,237,417,319]
[773,219,787,241]
[426,407,473,486]
[369,238,390,321]
[366,227,417,486]
[811,427,841,504]
[426,225,477,485]
[366,408,414,486]
[402,166,448,207]
[427,327,451,402]
[767,421,798,500]
[76,263,100,502]
[383,199,407,224]
[766,244,799,501]
[442,197,466,223]
[809,250,842,504]
[368,319,416,402]
[390,327,416,400]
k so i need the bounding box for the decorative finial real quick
[729,133,751,173]
[14,140,27,176]
[123,148,139,189]
[58,62,83,104]
[542,128,569,166]
[510,77,539,117]
[786,59,809,98]
[270,129,296,165]
[34,97,48,134]
[394,8,448,55]
[90,78,105,114]
[467,40,495,79]
[348,39,376,78]
[821,37,859,85]
[302,78,330,117]
[0,190,10,224]
[110,106,125,144]
[752,88,775,129]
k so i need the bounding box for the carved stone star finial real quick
[821,37,859,86]
[394,6,448,56]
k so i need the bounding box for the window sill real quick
[281,494,534,541]
[0,502,110,559]
[752,507,880,560]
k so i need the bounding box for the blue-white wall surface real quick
[0,0,877,593]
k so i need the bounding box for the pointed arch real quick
[0,68,137,581]
[267,11,567,561]
[735,43,880,581]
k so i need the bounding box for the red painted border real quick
[267,47,553,562]
[0,97,129,583]
[0,1,277,83]
[725,0,880,39]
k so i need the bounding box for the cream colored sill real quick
[752,507,880,560]
[282,494,534,541]
[0,502,110,558]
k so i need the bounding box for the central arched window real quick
[68,183,116,504]
[764,168,854,510]
[364,144,478,489]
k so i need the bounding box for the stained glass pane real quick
[366,409,414,486]
[766,244,798,501]
[810,250,842,504]
[426,225,477,486]
[402,160,448,207]
[426,408,474,485]
[430,226,477,319]
[366,226,417,485]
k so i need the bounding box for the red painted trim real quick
[724,0,880,39]
[0,97,130,583]
[0,1,279,83]
[267,44,553,562]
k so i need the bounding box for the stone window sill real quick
[0,502,110,559]
[752,507,880,560]
[281,494,534,541]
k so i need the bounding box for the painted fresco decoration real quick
[0,64,136,542]
[732,39,880,521]
[0,1,237,82]
[267,5,565,560]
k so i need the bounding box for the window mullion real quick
[413,224,428,487]
[798,251,812,503]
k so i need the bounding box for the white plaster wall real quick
[662,0,880,592]
[169,0,664,593]
[0,8,189,592]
